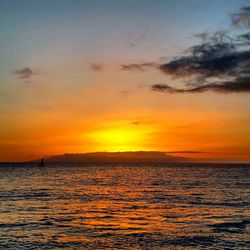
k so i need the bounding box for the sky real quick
[0,0,250,162]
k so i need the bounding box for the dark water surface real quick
[0,163,249,249]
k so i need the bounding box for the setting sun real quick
[88,125,152,152]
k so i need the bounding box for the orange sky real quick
[1,92,249,162]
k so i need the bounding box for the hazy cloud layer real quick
[150,5,250,94]
[13,67,34,79]
[166,151,210,154]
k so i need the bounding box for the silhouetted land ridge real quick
[38,151,186,163]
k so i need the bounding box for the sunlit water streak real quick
[0,163,249,249]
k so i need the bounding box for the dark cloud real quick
[152,84,183,93]
[90,63,104,71]
[13,67,33,79]
[150,5,250,94]
[152,77,250,93]
[159,33,250,80]
[121,62,158,71]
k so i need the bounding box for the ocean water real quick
[0,163,249,249]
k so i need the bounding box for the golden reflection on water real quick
[0,164,249,249]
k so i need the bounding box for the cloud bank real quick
[149,6,250,94]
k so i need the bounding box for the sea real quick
[0,163,249,249]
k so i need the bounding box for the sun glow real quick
[88,125,152,152]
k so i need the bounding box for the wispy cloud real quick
[90,63,104,71]
[13,67,34,79]
[119,90,131,95]
[121,62,159,71]
[127,27,149,47]
[131,121,140,125]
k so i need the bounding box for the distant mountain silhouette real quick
[37,151,187,163]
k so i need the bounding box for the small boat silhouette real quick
[39,158,45,167]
